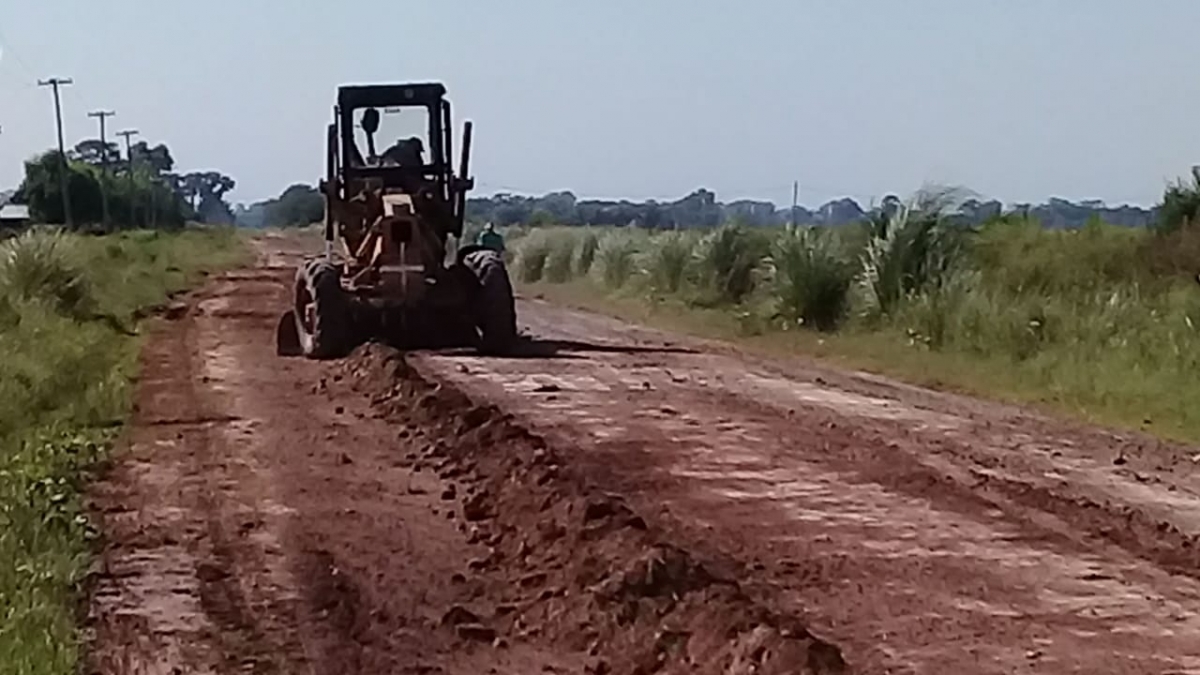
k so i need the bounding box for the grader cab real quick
[276,82,516,358]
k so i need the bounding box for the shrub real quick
[544,232,578,283]
[576,231,600,276]
[768,226,855,331]
[597,232,642,289]
[644,231,696,295]
[516,233,551,283]
[694,224,768,305]
[859,187,973,317]
[0,227,94,320]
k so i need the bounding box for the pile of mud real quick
[343,344,848,675]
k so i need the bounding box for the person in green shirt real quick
[476,222,505,253]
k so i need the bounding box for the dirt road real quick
[86,233,1200,674]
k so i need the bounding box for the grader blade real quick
[275,309,303,356]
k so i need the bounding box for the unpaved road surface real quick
[85,233,1200,674]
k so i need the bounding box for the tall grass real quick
[516,230,552,283]
[504,179,1200,440]
[544,231,579,284]
[0,226,246,674]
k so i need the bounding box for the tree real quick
[69,139,121,166]
[129,141,175,175]
[267,184,323,226]
[178,170,236,223]
[16,148,194,230]
[1158,166,1200,233]
[234,183,323,229]
[17,151,104,225]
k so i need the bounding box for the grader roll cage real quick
[276,82,517,358]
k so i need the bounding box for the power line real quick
[0,28,41,84]
[88,109,116,229]
[38,77,73,228]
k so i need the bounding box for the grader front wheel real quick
[286,259,352,359]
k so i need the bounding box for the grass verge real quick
[509,219,1200,445]
[0,225,248,674]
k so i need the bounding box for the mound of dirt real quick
[344,344,848,675]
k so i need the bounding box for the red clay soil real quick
[84,234,842,675]
[85,232,1200,674]
[410,301,1200,674]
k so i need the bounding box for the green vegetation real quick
[465,186,1160,229]
[508,182,1200,443]
[0,226,246,674]
[234,183,323,229]
[11,140,239,229]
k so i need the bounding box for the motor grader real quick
[276,82,517,358]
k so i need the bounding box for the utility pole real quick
[791,180,799,230]
[88,110,116,230]
[116,129,140,226]
[38,77,74,228]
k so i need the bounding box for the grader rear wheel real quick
[462,248,517,355]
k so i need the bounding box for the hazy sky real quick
[2,1,1199,208]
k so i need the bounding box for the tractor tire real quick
[293,259,350,359]
[463,248,517,355]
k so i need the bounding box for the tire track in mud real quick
[87,295,302,674]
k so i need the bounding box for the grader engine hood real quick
[364,194,429,306]
[378,195,429,303]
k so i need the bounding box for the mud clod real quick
[519,572,548,588]
[598,545,711,601]
[538,520,566,543]
[163,301,189,320]
[462,492,493,522]
[441,605,481,626]
[195,561,229,583]
[461,405,498,432]
[583,495,634,523]
[456,623,497,642]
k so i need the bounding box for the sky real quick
[2,0,1199,208]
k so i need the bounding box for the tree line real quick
[8,140,238,230]
[231,181,1173,232]
[463,188,1163,230]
